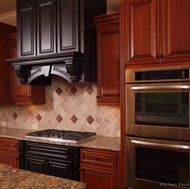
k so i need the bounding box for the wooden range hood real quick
[7,0,107,85]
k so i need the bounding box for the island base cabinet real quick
[80,148,118,189]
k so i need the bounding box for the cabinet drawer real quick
[0,138,18,152]
[80,148,117,169]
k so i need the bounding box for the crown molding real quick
[0,10,16,26]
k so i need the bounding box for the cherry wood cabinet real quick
[122,0,190,66]
[8,33,45,105]
[94,13,120,106]
[0,138,20,168]
[0,23,16,105]
[80,148,118,189]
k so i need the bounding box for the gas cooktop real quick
[25,129,96,143]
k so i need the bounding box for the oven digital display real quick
[135,69,189,80]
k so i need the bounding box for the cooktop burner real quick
[25,129,96,143]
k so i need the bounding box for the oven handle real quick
[131,139,190,150]
[130,85,190,91]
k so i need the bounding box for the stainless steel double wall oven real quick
[126,65,190,189]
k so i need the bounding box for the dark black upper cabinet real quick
[9,0,107,84]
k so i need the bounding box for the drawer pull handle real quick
[3,144,10,147]
[94,158,103,161]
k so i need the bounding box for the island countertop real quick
[0,127,120,151]
[0,163,85,189]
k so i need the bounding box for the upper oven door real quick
[126,82,190,140]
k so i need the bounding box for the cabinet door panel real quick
[25,155,46,174]
[164,0,190,62]
[57,0,79,52]
[126,0,158,65]
[80,164,116,189]
[47,159,72,179]
[37,0,56,55]
[0,154,19,168]
[17,0,36,57]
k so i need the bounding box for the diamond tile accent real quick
[86,116,94,125]
[70,86,78,95]
[36,114,42,121]
[71,115,78,123]
[12,113,18,120]
[56,114,63,123]
[56,87,63,95]
[86,86,94,95]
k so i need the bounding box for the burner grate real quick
[25,129,96,142]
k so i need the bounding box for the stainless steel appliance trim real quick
[130,84,190,91]
[131,139,190,150]
[126,136,190,189]
[125,65,190,83]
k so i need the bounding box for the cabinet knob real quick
[156,54,165,59]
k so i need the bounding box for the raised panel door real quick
[57,0,79,52]
[94,13,120,106]
[37,0,56,55]
[25,155,46,174]
[125,0,158,65]
[162,0,190,63]
[17,0,36,57]
[80,164,116,189]
[8,33,45,105]
[47,158,73,179]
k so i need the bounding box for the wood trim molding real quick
[0,11,16,26]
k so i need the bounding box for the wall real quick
[0,0,120,137]
[0,77,120,137]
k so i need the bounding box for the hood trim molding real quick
[7,52,84,85]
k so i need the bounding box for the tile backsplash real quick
[0,76,120,137]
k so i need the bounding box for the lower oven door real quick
[127,136,190,189]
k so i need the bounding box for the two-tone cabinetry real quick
[24,141,80,181]
[121,0,190,67]
[7,33,45,105]
[80,148,118,189]
[0,138,20,168]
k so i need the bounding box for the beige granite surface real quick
[0,163,85,189]
[0,127,120,151]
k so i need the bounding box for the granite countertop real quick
[0,163,85,189]
[0,127,120,151]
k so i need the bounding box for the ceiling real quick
[0,0,16,14]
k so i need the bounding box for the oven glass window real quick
[136,147,189,185]
[135,93,189,127]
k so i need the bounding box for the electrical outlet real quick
[117,130,121,136]
[1,122,7,127]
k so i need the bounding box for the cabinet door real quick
[37,0,56,55]
[0,138,19,168]
[25,155,46,174]
[46,158,73,179]
[57,0,80,53]
[162,0,190,63]
[95,13,120,106]
[8,33,45,105]
[17,0,36,57]
[80,164,117,189]
[0,154,19,168]
[125,0,158,65]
